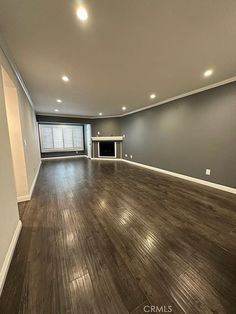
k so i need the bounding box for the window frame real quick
[38,123,85,153]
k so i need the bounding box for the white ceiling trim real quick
[36,112,120,119]
[37,75,236,119]
[2,34,235,119]
[0,35,35,110]
[119,76,236,118]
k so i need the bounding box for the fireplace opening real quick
[99,141,116,157]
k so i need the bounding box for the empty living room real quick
[0,1,236,313]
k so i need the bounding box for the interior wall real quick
[2,69,28,198]
[0,60,20,288]
[121,82,236,188]
[36,115,122,158]
[36,115,122,137]
[18,92,42,186]
[91,118,121,136]
[0,47,41,198]
[36,82,236,189]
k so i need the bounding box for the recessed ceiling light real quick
[204,69,213,77]
[57,99,62,103]
[54,109,59,112]
[76,7,88,21]
[62,75,69,82]
[150,94,156,99]
[99,112,102,116]
[122,106,126,111]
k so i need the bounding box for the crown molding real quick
[119,76,236,117]
[0,35,34,110]
[38,76,236,119]
[1,31,235,118]
[36,112,120,119]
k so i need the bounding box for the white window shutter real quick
[39,126,53,150]
[73,126,84,150]
[53,127,63,149]
[63,127,73,148]
[39,124,84,152]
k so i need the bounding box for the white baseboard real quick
[91,158,122,161]
[0,220,22,295]
[17,161,41,203]
[122,159,236,194]
[41,155,88,161]
[29,161,41,198]
[17,195,30,202]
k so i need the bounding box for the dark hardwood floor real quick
[0,159,236,313]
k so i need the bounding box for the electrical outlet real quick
[206,169,211,176]
[130,155,133,159]
[123,134,126,138]
[125,154,128,157]
[97,131,100,135]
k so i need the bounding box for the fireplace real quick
[91,136,123,159]
[99,141,116,158]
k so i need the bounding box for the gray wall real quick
[36,115,122,158]
[92,118,121,136]
[121,82,236,188]
[36,115,121,137]
[37,82,236,188]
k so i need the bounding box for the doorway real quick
[1,67,28,201]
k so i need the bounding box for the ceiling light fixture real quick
[76,7,88,21]
[62,75,69,82]
[122,106,126,111]
[150,94,156,99]
[99,112,102,116]
[57,99,62,103]
[54,109,59,112]
[204,69,213,77]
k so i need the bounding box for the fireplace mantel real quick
[91,136,123,141]
[92,136,123,159]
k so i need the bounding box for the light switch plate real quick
[206,169,211,175]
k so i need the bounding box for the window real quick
[39,124,84,152]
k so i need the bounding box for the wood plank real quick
[0,159,236,313]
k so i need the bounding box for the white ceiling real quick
[0,0,236,117]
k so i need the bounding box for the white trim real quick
[0,37,34,110]
[29,161,41,198]
[98,142,117,158]
[17,195,30,202]
[17,161,41,203]
[41,155,88,161]
[120,76,236,117]
[92,136,123,141]
[2,32,235,120]
[122,159,236,194]
[0,220,22,295]
[36,76,236,118]
[91,158,122,161]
